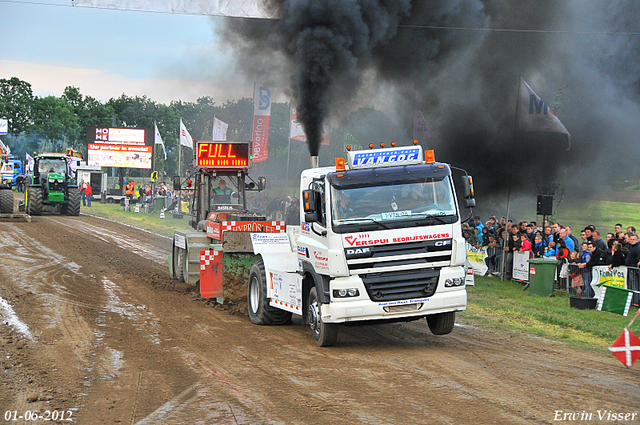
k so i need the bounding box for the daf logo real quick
[347,248,370,255]
[345,247,373,259]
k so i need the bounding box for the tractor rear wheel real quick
[27,186,43,216]
[66,187,81,216]
[176,247,186,282]
[0,189,13,214]
[247,259,292,325]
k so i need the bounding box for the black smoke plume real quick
[221,0,640,204]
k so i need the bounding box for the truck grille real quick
[361,268,439,302]
[345,239,452,274]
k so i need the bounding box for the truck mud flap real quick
[199,252,259,303]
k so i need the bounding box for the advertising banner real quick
[466,243,488,275]
[86,127,153,169]
[590,266,627,300]
[252,84,271,163]
[512,251,530,282]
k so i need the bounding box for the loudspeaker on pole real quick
[536,195,553,216]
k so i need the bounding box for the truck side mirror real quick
[258,177,266,191]
[172,175,181,191]
[302,189,319,222]
[461,175,476,208]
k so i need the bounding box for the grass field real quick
[80,201,192,238]
[462,276,639,351]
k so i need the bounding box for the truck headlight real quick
[444,277,465,287]
[333,288,360,298]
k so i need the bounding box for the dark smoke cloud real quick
[220,0,640,208]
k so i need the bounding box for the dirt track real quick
[1,215,639,425]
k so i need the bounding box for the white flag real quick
[213,117,228,141]
[289,103,332,146]
[25,153,34,175]
[517,78,571,147]
[179,119,193,149]
[154,123,167,160]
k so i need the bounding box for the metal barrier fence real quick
[565,264,640,306]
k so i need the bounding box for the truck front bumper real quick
[322,288,467,324]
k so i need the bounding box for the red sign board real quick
[196,142,250,169]
[206,220,286,240]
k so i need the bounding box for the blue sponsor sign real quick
[348,146,423,169]
[258,87,271,111]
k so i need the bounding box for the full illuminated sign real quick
[347,146,424,170]
[196,141,251,169]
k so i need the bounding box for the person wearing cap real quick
[214,179,233,195]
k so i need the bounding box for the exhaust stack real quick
[310,156,319,169]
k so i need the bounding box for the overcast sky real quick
[0,0,255,104]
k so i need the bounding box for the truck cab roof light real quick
[335,157,346,171]
[425,149,435,164]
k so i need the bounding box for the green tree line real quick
[0,77,408,184]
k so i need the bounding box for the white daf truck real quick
[247,143,476,346]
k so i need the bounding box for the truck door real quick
[299,179,332,275]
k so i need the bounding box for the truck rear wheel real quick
[66,187,81,216]
[247,260,292,325]
[0,189,13,214]
[308,286,338,347]
[427,312,456,335]
[26,186,42,216]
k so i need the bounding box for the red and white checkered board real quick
[200,250,223,299]
[609,328,640,368]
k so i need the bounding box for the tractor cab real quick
[36,156,70,201]
[186,141,266,229]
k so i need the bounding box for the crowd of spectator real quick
[463,215,640,285]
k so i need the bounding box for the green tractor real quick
[25,154,81,216]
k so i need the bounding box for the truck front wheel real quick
[427,311,456,335]
[247,260,292,326]
[308,286,338,347]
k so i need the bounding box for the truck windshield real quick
[330,176,457,229]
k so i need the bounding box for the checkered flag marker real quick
[609,309,640,368]
[200,250,219,270]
